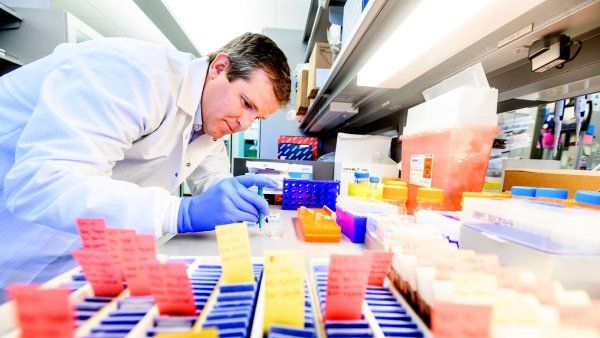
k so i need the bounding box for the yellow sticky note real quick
[156,328,218,338]
[216,222,254,283]
[263,250,305,331]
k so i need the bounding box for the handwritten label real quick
[432,302,492,338]
[156,328,218,338]
[451,273,497,303]
[364,250,393,286]
[324,254,371,321]
[107,228,136,280]
[76,218,108,251]
[149,262,196,316]
[72,249,124,296]
[215,223,254,283]
[120,233,157,296]
[9,285,73,338]
[263,250,305,331]
[559,304,600,332]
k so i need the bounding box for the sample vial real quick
[382,181,408,215]
[354,171,369,184]
[369,176,380,188]
[510,186,536,198]
[574,190,600,210]
[414,187,444,213]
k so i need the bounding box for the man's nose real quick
[237,111,255,131]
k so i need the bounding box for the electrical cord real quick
[555,39,582,69]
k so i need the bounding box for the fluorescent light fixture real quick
[357,0,545,88]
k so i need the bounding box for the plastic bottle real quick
[414,187,444,213]
[382,181,408,215]
[510,186,536,198]
[534,188,569,205]
[574,190,600,210]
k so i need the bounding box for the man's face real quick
[201,53,280,139]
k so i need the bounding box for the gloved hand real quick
[177,174,278,233]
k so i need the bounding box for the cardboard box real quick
[335,162,399,195]
[295,69,309,113]
[503,169,600,198]
[277,136,318,160]
[333,133,399,195]
[307,42,333,98]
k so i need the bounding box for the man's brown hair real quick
[207,33,291,107]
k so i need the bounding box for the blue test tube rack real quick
[282,179,340,211]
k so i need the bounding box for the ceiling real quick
[41,0,310,55]
[163,0,310,55]
[49,0,174,48]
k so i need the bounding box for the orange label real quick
[432,302,492,338]
[9,285,74,338]
[149,262,196,316]
[324,254,371,321]
[72,249,124,297]
[76,218,108,251]
[364,250,393,286]
[120,233,157,296]
[107,228,136,281]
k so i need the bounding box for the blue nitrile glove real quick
[177,174,278,233]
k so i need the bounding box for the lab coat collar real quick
[176,58,209,118]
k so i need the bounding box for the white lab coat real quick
[0,38,231,300]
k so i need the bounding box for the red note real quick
[121,233,157,296]
[149,262,196,316]
[432,302,492,338]
[72,249,124,297]
[76,218,108,251]
[9,285,74,338]
[364,250,394,286]
[324,254,372,321]
[106,228,136,281]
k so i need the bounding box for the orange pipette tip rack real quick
[296,207,342,242]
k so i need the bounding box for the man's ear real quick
[208,53,230,79]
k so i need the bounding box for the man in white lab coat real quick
[0,33,290,301]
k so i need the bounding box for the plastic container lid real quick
[416,187,444,204]
[511,186,536,197]
[574,190,600,206]
[383,183,408,201]
[535,188,568,200]
[354,171,369,179]
[461,191,511,206]
[381,177,406,185]
[369,177,380,183]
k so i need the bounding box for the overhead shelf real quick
[0,2,22,30]
[302,0,347,63]
[300,0,600,134]
[0,50,24,74]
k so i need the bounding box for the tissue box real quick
[277,136,318,160]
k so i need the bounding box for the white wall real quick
[259,27,308,159]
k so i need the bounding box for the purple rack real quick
[281,179,339,210]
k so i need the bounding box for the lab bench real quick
[158,205,364,261]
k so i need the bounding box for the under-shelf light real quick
[357,0,545,88]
